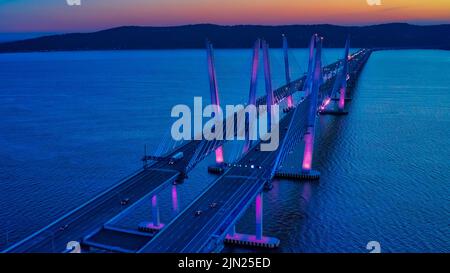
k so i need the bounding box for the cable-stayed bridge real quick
[3,34,371,253]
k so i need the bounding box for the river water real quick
[0,49,448,252]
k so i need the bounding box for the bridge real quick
[3,34,371,253]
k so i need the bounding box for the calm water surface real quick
[0,49,448,252]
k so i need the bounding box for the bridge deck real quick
[4,166,180,253]
[139,49,372,253]
[4,49,369,253]
[82,227,152,253]
[139,110,295,253]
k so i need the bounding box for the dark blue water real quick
[0,49,448,252]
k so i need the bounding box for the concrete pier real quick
[223,193,280,249]
[275,169,321,181]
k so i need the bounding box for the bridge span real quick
[139,37,371,253]
[4,34,371,253]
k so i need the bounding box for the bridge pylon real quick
[274,34,323,181]
[208,39,276,173]
[299,35,323,179]
[243,39,261,154]
[304,35,316,97]
[262,40,275,131]
[282,34,294,110]
[205,40,227,174]
[320,36,351,115]
[171,184,179,216]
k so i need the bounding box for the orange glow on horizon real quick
[0,0,449,32]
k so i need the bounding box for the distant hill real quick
[0,23,449,52]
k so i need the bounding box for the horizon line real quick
[2,21,450,34]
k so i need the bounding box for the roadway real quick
[3,73,299,253]
[139,109,295,253]
[139,49,372,253]
[4,50,361,253]
[3,142,198,253]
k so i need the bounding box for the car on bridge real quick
[120,198,130,205]
[194,210,203,216]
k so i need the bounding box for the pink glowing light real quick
[319,97,331,111]
[151,195,158,207]
[225,233,270,243]
[255,194,262,224]
[215,146,224,164]
[151,194,161,227]
[255,193,263,240]
[338,87,346,110]
[287,95,293,108]
[146,223,165,229]
[171,185,179,213]
[302,132,313,171]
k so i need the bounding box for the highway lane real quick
[141,177,260,252]
[4,51,358,253]
[180,177,264,252]
[140,109,295,253]
[4,136,210,253]
[3,77,294,253]
[138,50,371,253]
[6,168,179,253]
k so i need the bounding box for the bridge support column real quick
[275,35,322,181]
[255,193,263,240]
[298,127,321,179]
[319,37,350,116]
[275,127,320,180]
[172,185,179,215]
[228,225,236,236]
[224,192,280,249]
[304,35,316,97]
[263,40,275,131]
[149,194,164,230]
[297,36,323,180]
[338,86,346,111]
[206,40,228,174]
[283,35,294,110]
[208,146,227,174]
[242,39,261,154]
[302,127,314,171]
[138,194,164,232]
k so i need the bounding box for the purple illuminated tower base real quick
[320,37,351,116]
[138,195,164,233]
[274,170,320,181]
[274,127,321,181]
[224,193,280,249]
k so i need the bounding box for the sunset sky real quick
[0,0,449,32]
